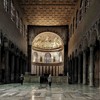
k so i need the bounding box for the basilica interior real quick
[0,0,100,100]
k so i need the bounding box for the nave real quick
[0,83,99,100]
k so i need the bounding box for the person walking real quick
[20,74,24,85]
[48,74,52,88]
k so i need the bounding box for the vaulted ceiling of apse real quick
[32,32,64,52]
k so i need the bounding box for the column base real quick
[89,83,94,87]
[83,79,86,85]
[25,72,31,75]
[89,72,93,87]
[83,82,86,85]
[83,74,86,85]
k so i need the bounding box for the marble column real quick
[99,50,100,89]
[99,41,100,88]
[73,58,75,83]
[22,59,24,74]
[76,57,78,83]
[0,46,1,82]
[5,49,10,83]
[69,60,71,83]
[14,55,16,82]
[16,55,20,82]
[27,28,32,74]
[70,60,72,83]
[28,45,32,73]
[19,58,22,75]
[67,60,70,83]
[53,66,55,76]
[11,54,15,82]
[78,54,81,84]
[74,57,77,83]
[23,59,25,74]
[89,46,94,86]
[83,51,86,84]
[64,44,68,75]
[72,58,74,83]
[55,66,56,76]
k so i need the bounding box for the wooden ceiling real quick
[18,0,78,26]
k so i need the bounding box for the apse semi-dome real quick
[32,32,63,51]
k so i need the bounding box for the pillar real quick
[16,55,20,82]
[99,41,100,88]
[24,58,27,74]
[80,53,83,83]
[27,26,32,74]
[89,46,94,86]
[64,44,68,75]
[0,31,2,82]
[14,55,17,82]
[22,59,24,74]
[78,54,81,84]
[22,59,25,74]
[67,60,70,83]
[68,60,71,83]
[72,58,74,83]
[5,49,10,83]
[19,57,22,75]
[74,57,77,83]
[83,51,86,84]
[0,45,1,82]
[73,58,75,83]
[70,60,72,83]
[27,44,31,73]
[76,57,78,83]
[11,54,15,82]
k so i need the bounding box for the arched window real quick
[40,56,43,62]
[33,52,38,62]
[4,0,9,12]
[20,19,23,34]
[85,0,90,12]
[59,52,62,62]
[79,9,82,21]
[44,53,51,63]
[79,0,84,21]
[53,56,56,62]
[11,0,16,22]
[16,11,19,28]
[80,0,84,8]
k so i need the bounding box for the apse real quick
[31,32,64,76]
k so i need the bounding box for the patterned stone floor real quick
[0,83,100,100]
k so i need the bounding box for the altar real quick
[24,75,68,83]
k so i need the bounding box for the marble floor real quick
[0,83,100,100]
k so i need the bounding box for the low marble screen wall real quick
[24,75,68,83]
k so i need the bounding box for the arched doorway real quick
[31,32,64,76]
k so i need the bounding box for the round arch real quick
[31,32,64,76]
[32,32,64,51]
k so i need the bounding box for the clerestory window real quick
[11,0,16,22]
[4,0,9,12]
